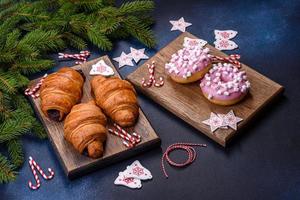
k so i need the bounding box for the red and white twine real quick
[58,50,90,65]
[141,61,164,87]
[28,156,55,190]
[161,143,207,178]
[108,123,142,148]
[24,74,47,99]
[211,54,241,68]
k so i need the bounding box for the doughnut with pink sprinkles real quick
[200,62,250,105]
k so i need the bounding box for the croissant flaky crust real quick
[91,76,139,127]
[64,100,107,158]
[40,67,84,121]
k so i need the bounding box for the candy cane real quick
[108,128,136,145]
[122,140,134,148]
[161,143,207,178]
[28,156,55,190]
[29,157,55,180]
[211,54,241,68]
[28,160,41,190]
[141,61,164,87]
[24,74,47,99]
[58,51,90,65]
[113,123,141,143]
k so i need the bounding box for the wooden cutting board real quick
[28,56,160,179]
[127,32,284,147]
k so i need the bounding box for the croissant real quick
[91,76,139,127]
[40,67,84,121]
[63,100,107,158]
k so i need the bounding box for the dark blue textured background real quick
[1,0,300,199]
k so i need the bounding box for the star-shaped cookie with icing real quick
[113,52,134,68]
[129,47,149,63]
[170,17,192,32]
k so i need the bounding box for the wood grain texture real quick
[127,32,284,147]
[28,56,160,179]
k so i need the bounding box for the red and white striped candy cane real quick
[58,51,90,65]
[122,140,134,148]
[108,128,135,145]
[211,54,241,68]
[141,61,164,88]
[28,159,41,190]
[29,157,55,180]
[24,74,47,99]
[161,143,207,178]
[113,123,141,143]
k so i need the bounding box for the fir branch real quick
[0,117,32,143]
[63,32,87,50]
[12,59,54,75]
[12,94,33,115]
[72,0,104,12]
[0,91,12,120]
[30,120,47,139]
[119,0,154,15]
[19,29,65,52]
[4,29,20,50]
[0,153,16,183]
[122,16,155,47]
[7,139,24,168]
[0,72,20,94]
[87,27,112,50]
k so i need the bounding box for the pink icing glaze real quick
[200,63,250,101]
[165,46,211,79]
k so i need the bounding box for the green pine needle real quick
[0,153,17,183]
[7,139,24,168]
[119,0,154,15]
[0,117,32,143]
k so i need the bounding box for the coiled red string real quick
[161,143,207,178]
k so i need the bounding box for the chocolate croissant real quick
[64,100,107,158]
[40,67,84,121]
[91,76,139,127]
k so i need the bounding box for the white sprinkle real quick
[246,81,251,88]
[186,71,192,77]
[234,87,239,92]
[205,76,211,81]
[206,81,211,86]
[213,78,219,83]
[224,91,229,96]
[217,90,222,95]
[208,94,213,99]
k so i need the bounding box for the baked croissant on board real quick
[40,67,84,121]
[64,100,107,158]
[91,76,139,127]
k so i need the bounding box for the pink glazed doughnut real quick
[200,63,250,106]
[165,46,212,84]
